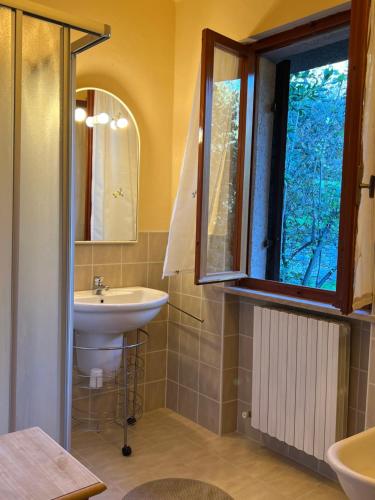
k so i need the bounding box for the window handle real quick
[359,175,375,199]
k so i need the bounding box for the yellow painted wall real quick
[40,0,175,231]
[171,0,348,200]
[40,0,347,230]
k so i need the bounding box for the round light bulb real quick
[86,116,95,128]
[97,112,110,124]
[110,119,118,130]
[75,107,87,122]
[117,117,129,129]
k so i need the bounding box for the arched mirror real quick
[75,88,140,242]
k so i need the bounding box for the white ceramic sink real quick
[74,287,168,333]
[327,427,375,500]
[74,287,168,374]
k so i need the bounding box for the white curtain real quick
[353,1,375,310]
[91,91,138,241]
[163,71,200,277]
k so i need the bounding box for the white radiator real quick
[251,306,350,460]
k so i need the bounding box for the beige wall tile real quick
[180,295,201,328]
[147,322,167,352]
[75,244,92,266]
[148,262,168,292]
[201,300,222,335]
[167,351,179,382]
[122,263,148,287]
[347,408,357,436]
[148,232,168,262]
[93,264,122,288]
[360,328,370,371]
[238,368,252,404]
[168,292,181,323]
[178,386,198,422]
[168,273,181,293]
[349,368,359,409]
[179,326,199,360]
[93,244,121,264]
[370,340,375,385]
[198,395,219,434]
[146,351,166,382]
[168,322,180,352]
[237,401,260,440]
[202,284,224,302]
[223,335,239,370]
[74,266,92,291]
[357,410,365,434]
[199,363,220,401]
[358,370,368,412]
[179,355,199,391]
[239,302,253,336]
[123,232,148,263]
[144,380,166,411]
[222,368,238,402]
[222,401,238,433]
[181,271,202,298]
[166,380,178,412]
[239,335,253,371]
[366,384,375,427]
[200,332,221,368]
[350,326,361,369]
[224,299,239,335]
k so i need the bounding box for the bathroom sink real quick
[327,427,375,500]
[74,287,168,374]
[74,287,169,333]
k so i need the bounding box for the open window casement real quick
[195,29,255,285]
[195,4,370,315]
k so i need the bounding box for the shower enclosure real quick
[0,1,110,448]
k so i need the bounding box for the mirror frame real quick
[75,87,141,244]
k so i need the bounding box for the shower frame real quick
[1,0,110,449]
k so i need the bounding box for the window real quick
[195,5,370,313]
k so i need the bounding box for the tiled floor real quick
[71,409,346,499]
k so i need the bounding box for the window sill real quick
[220,284,374,323]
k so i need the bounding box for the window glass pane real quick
[281,61,348,290]
[207,47,241,274]
[249,31,349,291]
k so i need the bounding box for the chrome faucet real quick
[93,275,109,295]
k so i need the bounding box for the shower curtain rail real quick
[0,0,110,38]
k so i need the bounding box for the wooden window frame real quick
[195,2,370,314]
[240,6,369,313]
[195,29,255,285]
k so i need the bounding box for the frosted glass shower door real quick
[12,14,69,442]
[0,6,14,435]
[0,1,108,447]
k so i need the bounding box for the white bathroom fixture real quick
[251,306,350,460]
[327,427,375,500]
[74,287,168,374]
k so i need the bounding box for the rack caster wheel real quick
[127,416,137,426]
[122,445,132,457]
